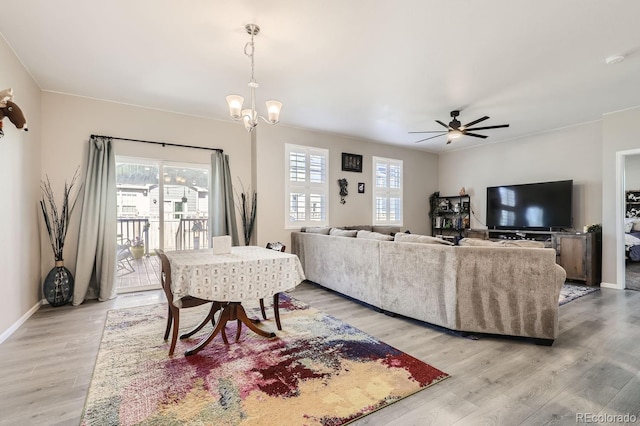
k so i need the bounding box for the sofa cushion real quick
[394,233,454,245]
[301,226,331,235]
[357,230,394,241]
[372,225,402,235]
[329,228,358,237]
[341,225,373,231]
[458,238,545,248]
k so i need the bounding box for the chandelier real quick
[225,24,282,132]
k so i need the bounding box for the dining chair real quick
[156,249,218,355]
[259,242,286,330]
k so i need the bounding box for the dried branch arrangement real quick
[40,168,82,261]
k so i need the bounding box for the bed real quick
[625,218,640,261]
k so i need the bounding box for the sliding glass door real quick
[115,157,210,293]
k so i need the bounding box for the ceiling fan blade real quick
[408,131,448,134]
[464,132,488,139]
[414,133,446,143]
[462,116,489,128]
[435,120,451,130]
[466,124,510,131]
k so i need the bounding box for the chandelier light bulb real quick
[226,95,244,120]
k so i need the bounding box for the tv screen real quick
[486,180,573,230]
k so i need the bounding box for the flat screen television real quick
[486,180,573,230]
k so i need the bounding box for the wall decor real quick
[338,178,348,204]
[358,182,365,193]
[342,152,363,173]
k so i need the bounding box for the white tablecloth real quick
[165,246,306,306]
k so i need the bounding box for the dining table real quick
[165,245,306,356]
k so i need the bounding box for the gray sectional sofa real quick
[291,228,567,344]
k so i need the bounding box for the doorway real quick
[624,153,640,291]
[115,157,210,293]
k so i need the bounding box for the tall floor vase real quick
[43,260,74,307]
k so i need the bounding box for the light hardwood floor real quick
[1,283,639,425]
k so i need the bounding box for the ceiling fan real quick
[410,110,509,144]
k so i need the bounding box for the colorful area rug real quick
[81,295,449,425]
[559,283,600,306]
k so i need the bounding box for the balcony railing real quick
[176,218,209,250]
[117,218,150,256]
[117,217,210,253]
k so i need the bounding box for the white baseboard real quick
[0,301,42,344]
[601,282,623,290]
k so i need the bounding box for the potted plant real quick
[235,180,257,246]
[130,236,145,259]
[40,168,81,307]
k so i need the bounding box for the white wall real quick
[603,106,640,287]
[40,92,252,284]
[625,154,640,190]
[255,124,439,249]
[0,36,42,340]
[438,122,603,231]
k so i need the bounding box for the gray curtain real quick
[210,151,239,245]
[73,136,117,305]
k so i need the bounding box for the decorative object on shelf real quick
[459,186,466,196]
[225,24,282,132]
[358,182,365,194]
[341,152,363,172]
[338,178,348,204]
[585,223,602,233]
[0,88,28,139]
[40,168,82,307]
[234,180,257,245]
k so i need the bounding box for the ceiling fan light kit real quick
[411,110,509,145]
[225,24,282,132]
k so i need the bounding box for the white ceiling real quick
[1,1,640,152]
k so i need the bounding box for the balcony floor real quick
[117,254,161,293]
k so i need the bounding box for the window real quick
[285,144,329,228]
[373,156,403,226]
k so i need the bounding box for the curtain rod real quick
[90,134,223,153]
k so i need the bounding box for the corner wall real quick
[39,92,252,284]
[603,106,640,287]
[438,122,603,232]
[255,124,439,249]
[0,35,42,340]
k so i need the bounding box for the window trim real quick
[372,156,403,226]
[284,144,330,229]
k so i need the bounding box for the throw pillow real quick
[625,218,635,233]
[633,220,640,232]
[394,233,454,245]
[356,230,394,241]
[329,228,358,237]
[302,226,331,235]
[341,225,373,231]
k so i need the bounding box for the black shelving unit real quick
[430,194,471,239]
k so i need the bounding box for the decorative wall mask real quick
[338,178,348,204]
